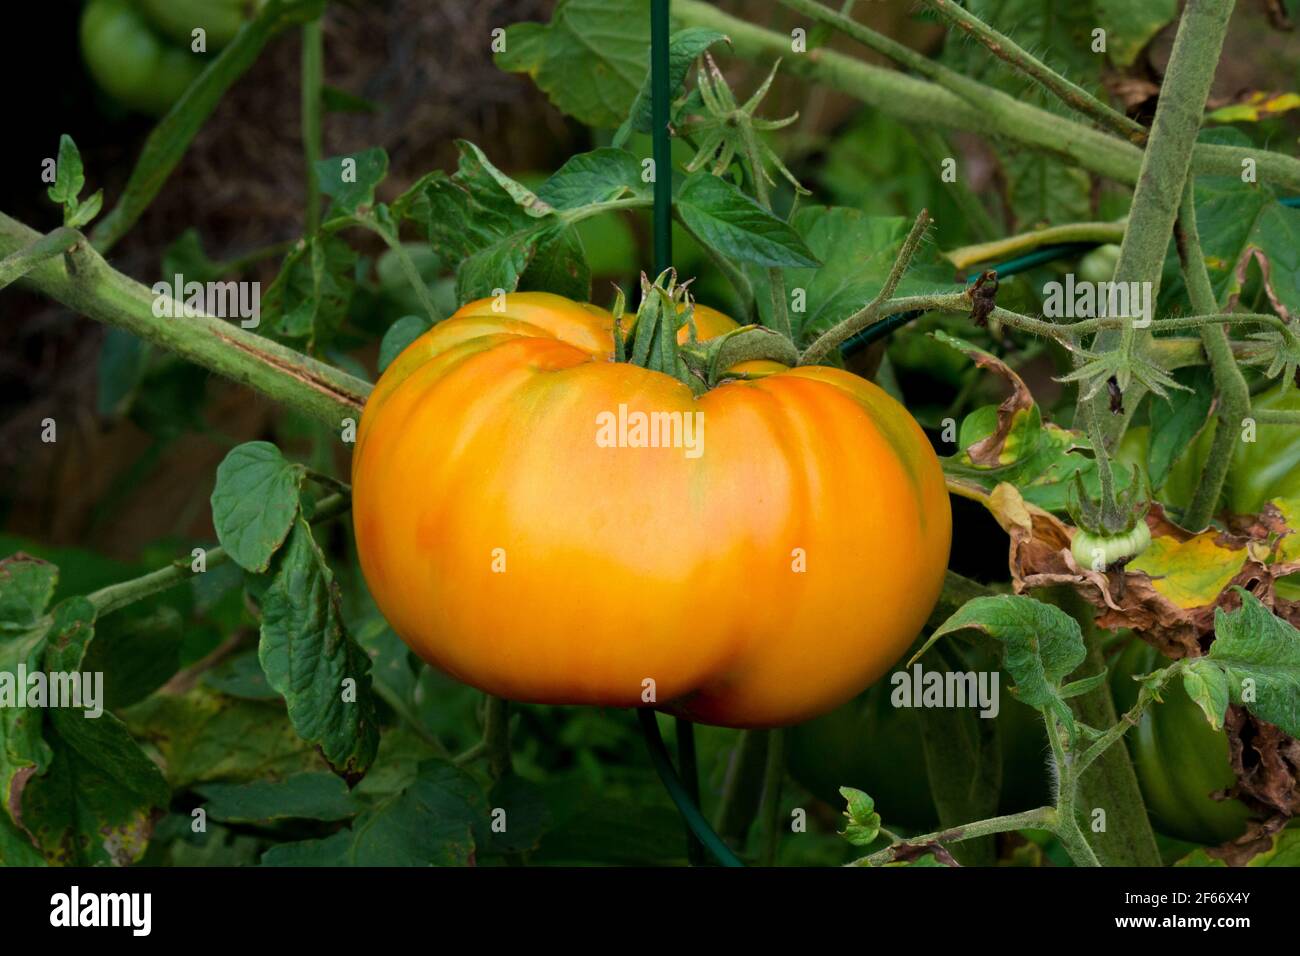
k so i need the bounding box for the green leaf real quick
[162,228,225,284]
[261,760,479,866]
[199,649,279,700]
[496,0,648,128]
[1177,822,1300,866]
[519,225,592,301]
[1002,150,1091,228]
[262,234,359,345]
[316,150,389,216]
[210,441,304,573]
[486,773,553,854]
[321,84,381,114]
[0,811,43,866]
[1182,658,1231,731]
[47,134,85,207]
[259,519,379,779]
[121,687,327,789]
[0,554,59,631]
[65,190,103,229]
[96,327,150,418]
[918,595,1086,731]
[21,598,169,865]
[0,622,52,832]
[378,315,433,373]
[614,27,729,146]
[1093,0,1179,67]
[838,786,882,846]
[1147,367,1214,488]
[744,207,956,344]
[197,772,360,824]
[536,148,646,210]
[1205,590,1300,737]
[675,171,819,268]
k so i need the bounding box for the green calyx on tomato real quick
[1110,638,1253,845]
[1065,466,1153,569]
[79,0,209,117]
[787,673,1049,831]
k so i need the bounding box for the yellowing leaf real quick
[1128,532,1247,609]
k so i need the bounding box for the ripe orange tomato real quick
[352,292,951,728]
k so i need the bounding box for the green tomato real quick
[80,0,204,116]
[1110,638,1253,845]
[137,0,253,50]
[787,673,1049,831]
[1118,383,1300,520]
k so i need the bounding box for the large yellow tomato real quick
[352,292,950,728]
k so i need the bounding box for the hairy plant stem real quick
[672,1,1300,192]
[0,214,371,426]
[800,209,929,365]
[1076,0,1237,462]
[86,492,351,617]
[1177,182,1252,531]
[0,228,81,290]
[919,0,1146,143]
[948,222,1126,272]
[852,806,1057,866]
[301,17,324,233]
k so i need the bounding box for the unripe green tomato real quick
[1076,243,1121,284]
[137,0,253,49]
[787,674,1049,830]
[1110,638,1253,844]
[1070,522,1151,570]
[80,0,204,116]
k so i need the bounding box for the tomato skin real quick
[80,0,204,116]
[1110,639,1253,845]
[352,292,952,728]
[787,675,1049,829]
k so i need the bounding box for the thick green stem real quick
[714,729,769,845]
[948,222,1126,272]
[1177,182,1252,531]
[1077,0,1237,456]
[1047,587,1161,866]
[1,214,371,426]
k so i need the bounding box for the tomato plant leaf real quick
[1001,149,1092,229]
[838,786,882,846]
[211,441,305,574]
[259,519,379,780]
[1146,366,1214,488]
[0,553,59,632]
[262,234,359,346]
[315,148,389,216]
[676,171,819,268]
[745,206,956,344]
[496,0,648,129]
[920,595,1085,733]
[197,772,360,824]
[261,760,479,866]
[1203,589,1300,737]
[519,224,592,302]
[1182,657,1231,730]
[122,687,326,789]
[1094,0,1179,67]
[536,147,646,210]
[377,315,432,373]
[46,134,86,208]
[613,27,729,147]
